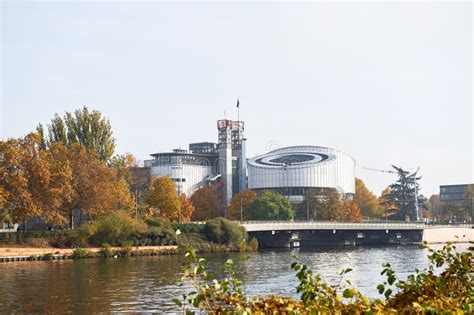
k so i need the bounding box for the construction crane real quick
[361,167,395,174]
[361,166,422,222]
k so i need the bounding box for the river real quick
[0,244,465,313]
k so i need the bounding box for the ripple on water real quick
[0,244,468,312]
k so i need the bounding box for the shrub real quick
[120,240,133,256]
[204,217,247,244]
[171,222,205,234]
[176,243,473,313]
[88,211,147,246]
[25,237,50,248]
[145,217,176,245]
[73,222,98,247]
[100,243,113,258]
[72,247,88,259]
[48,231,75,248]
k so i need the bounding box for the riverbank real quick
[0,245,179,262]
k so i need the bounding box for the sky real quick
[1,1,472,197]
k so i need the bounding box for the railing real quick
[240,221,426,231]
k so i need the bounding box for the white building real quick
[144,148,219,198]
[247,145,355,202]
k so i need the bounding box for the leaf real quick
[343,288,355,299]
[172,299,182,307]
[377,284,385,294]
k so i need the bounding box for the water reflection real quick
[0,244,467,312]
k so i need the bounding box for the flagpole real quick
[237,98,243,222]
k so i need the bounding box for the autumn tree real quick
[226,189,257,220]
[342,199,363,222]
[379,187,398,220]
[427,194,440,222]
[63,144,133,228]
[462,185,474,222]
[0,134,73,228]
[108,153,151,217]
[179,193,195,223]
[190,184,222,221]
[354,178,381,218]
[37,106,115,162]
[146,176,180,220]
[307,189,346,221]
[245,191,294,221]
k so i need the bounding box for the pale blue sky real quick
[1,1,472,196]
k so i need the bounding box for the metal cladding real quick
[247,145,355,194]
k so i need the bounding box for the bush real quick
[177,243,473,313]
[204,217,247,244]
[100,243,113,258]
[88,212,148,246]
[171,222,205,234]
[72,247,88,259]
[145,217,176,245]
[120,241,133,256]
[73,222,98,247]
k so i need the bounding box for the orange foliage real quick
[146,176,180,220]
[226,189,257,220]
[179,193,195,223]
[190,184,222,221]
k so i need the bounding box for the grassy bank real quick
[0,214,258,262]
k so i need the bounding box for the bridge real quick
[239,221,472,248]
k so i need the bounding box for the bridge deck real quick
[241,221,426,232]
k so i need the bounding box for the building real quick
[440,184,473,206]
[144,147,219,198]
[247,145,355,203]
[144,119,246,205]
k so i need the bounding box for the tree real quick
[354,178,382,218]
[385,166,422,221]
[343,199,363,222]
[428,194,440,222]
[442,198,460,223]
[63,144,133,228]
[108,153,151,217]
[307,189,346,221]
[226,189,257,220]
[245,191,294,221]
[0,134,73,227]
[179,193,195,223]
[37,106,115,162]
[146,176,180,221]
[191,184,222,221]
[462,185,474,222]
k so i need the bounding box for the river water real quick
[0,244,465,313]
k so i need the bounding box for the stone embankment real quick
[423,226,474,244]
[0,245,178,262]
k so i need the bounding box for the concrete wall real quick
[423,226,474,244]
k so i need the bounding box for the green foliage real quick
[72,247,88,259]
[177,243,473,313]
[145,217,176,245]
[386,165,422,221]
[100,243,113,258]
[87,211,147,246]
[37,106,115,162]
[171,222,205,234]
[204,217,247,244]
[245,191,294,221]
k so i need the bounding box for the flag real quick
[236,99,240,108]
